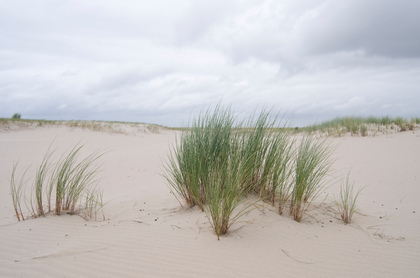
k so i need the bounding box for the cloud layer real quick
[1,0,419,126]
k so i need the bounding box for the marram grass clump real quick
[290,135,335,222]
[10,144,106,221]
[163,105,256,239]
[163,105,334,239]
[163,105,238,211]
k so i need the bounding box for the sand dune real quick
[1,125,419,277]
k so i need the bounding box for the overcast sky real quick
[1,0,419,127]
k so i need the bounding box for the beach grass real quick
[241,112,296,211]
[9,144,105,220]
[163,105,258,238]
[164,105,322,238]
[84,186,106,220]
[291,135,335,222]
[336,172,364,224]
[273,135,295,214]
[240,110,284,198]
[34,146,56,217]
[55,145,103,215]
[203,130,254,239]
[10,163,28,221]
[163,105,240,211]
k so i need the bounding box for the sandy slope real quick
[0,125,419,277]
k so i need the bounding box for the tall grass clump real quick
[163,105,295,238]
[254,128,295,213]
[274,136,295,214]
[335,172,364,224]
[265,132,295,211]
[204,131,253,240]
[291,135,334,222]
[163,105,237,211]
[240,111,274,195]
[164,105,254,238]
[9,144,105,220]
[240,111,278,195]
[239,111,295,209]
[163,135,200,209]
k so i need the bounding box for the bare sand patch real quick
[1,126,419,277]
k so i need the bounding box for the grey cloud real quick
[299,0,420,58]
[207,0,420,73]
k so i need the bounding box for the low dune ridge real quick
[0,124,419,277]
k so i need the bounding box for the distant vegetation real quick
[11,113,21,119]
[0,118,166,134]
[2,115,418,136]
[303,116,419,137]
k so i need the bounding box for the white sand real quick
[1,125,419,277]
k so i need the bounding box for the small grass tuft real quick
[10,163,29,221]
[9,144,105,220]
[335,172,364,224]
